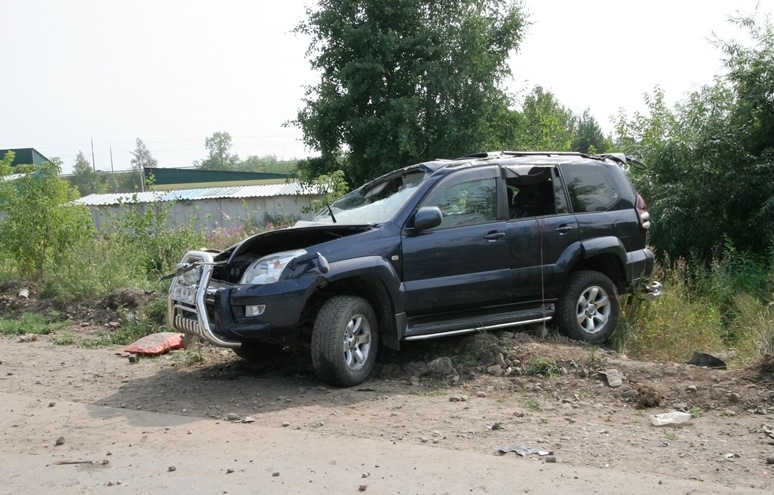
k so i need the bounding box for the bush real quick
[0,161,95,280]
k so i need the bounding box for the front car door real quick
[401,166,510,316]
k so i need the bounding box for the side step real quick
[404,306,554,341]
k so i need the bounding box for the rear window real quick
[560,164,621,213]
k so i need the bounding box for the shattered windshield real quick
[310,167,430,225]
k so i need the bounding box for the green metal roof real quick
[144,167,289,186]
[0,148,50,167]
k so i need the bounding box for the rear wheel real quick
[557,270,620,344]
[312,295,379,387]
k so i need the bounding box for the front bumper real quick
[167,251,240,348]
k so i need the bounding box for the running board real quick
[403,307,553,341]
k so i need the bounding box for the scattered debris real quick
[498,445,553,457]
[599,369,624,388]
[168,466,177,472]
[358,485,367,491]
[123,332,185,356]
[55,437,65,446]
[688,352,727,370]
[227,413,240,421]
[650,412,693,426]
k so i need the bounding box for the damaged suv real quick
[168,152,661,386]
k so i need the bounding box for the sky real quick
[1,0,772,175]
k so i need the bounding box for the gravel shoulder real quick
[1,331,774,493]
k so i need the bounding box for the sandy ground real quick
[1,331,774,494]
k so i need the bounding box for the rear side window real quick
[561,165,620,213]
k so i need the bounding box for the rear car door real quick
[506,166,579,301]
[401,166,510,316]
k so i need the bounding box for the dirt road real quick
[1,334,773,494]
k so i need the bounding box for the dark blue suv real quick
[168,152,661,386]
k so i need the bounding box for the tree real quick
[70,151,101,196]
[0,150,13,177]
[294,0,527,184]
[613,11,774,263]
[196,131,240,170]
[572,109,611,154]
[130,138,158,188]
[0,159,94,279]
[513,85,575,151]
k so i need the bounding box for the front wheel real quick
[312,295,379,387]
[557,270,620,344]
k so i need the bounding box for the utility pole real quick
[90,138,96,171]
[109,145,114,173]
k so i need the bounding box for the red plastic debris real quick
[123,332,185,356]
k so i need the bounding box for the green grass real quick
[523,394,541,411]
[526,356,559,377]
[0,313,68,336]
[614,257,774,368]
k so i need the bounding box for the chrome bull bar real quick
[167,250,240,348]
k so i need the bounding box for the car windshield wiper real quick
[325,201,337,223]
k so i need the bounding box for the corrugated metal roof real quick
[75,182,319,206]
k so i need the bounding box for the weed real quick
[688,406,702,418]
[52,333,75,345]
[523,394,541,411]
[172,344,204,366]
[527,356,559,377]
[0,313,67,336]
[663,431,677,441]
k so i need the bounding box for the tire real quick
[311,295,379,387]
[557,270,620,344]
[233,342,283,362]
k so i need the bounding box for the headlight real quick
[239,249,307,285]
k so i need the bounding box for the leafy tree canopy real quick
[70,151,101,196]
[0,150,13,177]
[195,131,240,170]
[294,0,528,184]
[613,10,774,263]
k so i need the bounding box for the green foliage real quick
[614,12,774,264]
[512,85,576,151]
[130,138,158,171]
[70,151,101,196]
[572,109,612,154]
[195,131,240,170]
[522,394,541,411]
[106,195,205,278]
[0,313,68,336]
[81,296,167,348]
[301,169,350,214]
[614,256,774,367]
[235,155,298,174]
[526,356,559,377]
[0,150,14,176]
[294,0,527,184]
[0,161,95,280]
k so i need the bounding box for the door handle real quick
[556,224,573,234]
[483,232,506,241]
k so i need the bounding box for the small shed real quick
[74,182,323,232]
[0,148,50,167]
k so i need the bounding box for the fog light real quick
[245,304,266,317]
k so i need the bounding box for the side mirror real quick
[413,206,443,231]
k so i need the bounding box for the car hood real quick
[217,224,374,264]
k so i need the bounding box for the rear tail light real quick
[636,194,651,230]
